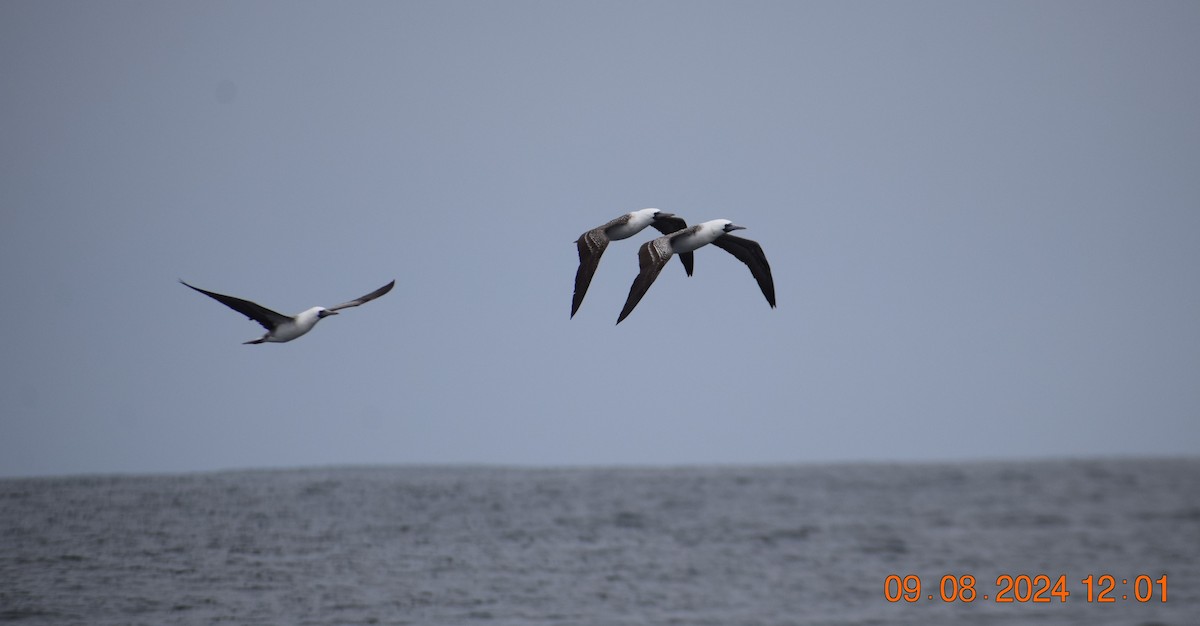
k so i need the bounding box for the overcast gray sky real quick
[2,1,1198,478]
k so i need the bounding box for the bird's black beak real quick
[319,310,339,318]
[725,223,746,232]
[655,212,676,219]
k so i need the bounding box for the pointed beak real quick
[319,310,339,318]
[655,212,675,219]
[726,223,746,232]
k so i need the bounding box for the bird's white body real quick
[606,208,661,240]
[264,307,330,343]
[667,219,735,253]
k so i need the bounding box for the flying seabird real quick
[572,208,691,318]
[181,279,395,344]
[617,219,775,324]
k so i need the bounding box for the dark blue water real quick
[2,458,1197,625]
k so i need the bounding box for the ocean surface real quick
[2,458,1197,626]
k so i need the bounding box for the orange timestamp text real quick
[884,574,1168,603]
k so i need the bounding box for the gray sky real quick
[3,1,1198,478]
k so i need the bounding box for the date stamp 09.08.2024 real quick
[884,573,1168,604]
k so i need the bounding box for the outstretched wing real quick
[710,235,776,308]
[180,280,290,331]
[327,280,396,311]
[650,215,694,277]
[617,239,672,324]
[650,215,687,235]
[571,228,610,318]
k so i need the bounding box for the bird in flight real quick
[181,279,395,344]
[572,208,691,318]
[617,220,775,324]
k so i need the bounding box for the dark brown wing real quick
[328,280,396,311]
[710,234,776,307]
[616,239,672,324]
[649,215,687,235]
[180,280,290,331]
[572,228,609,318]
[650,215,694,277]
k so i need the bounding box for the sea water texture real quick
[2,458,1197,626]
